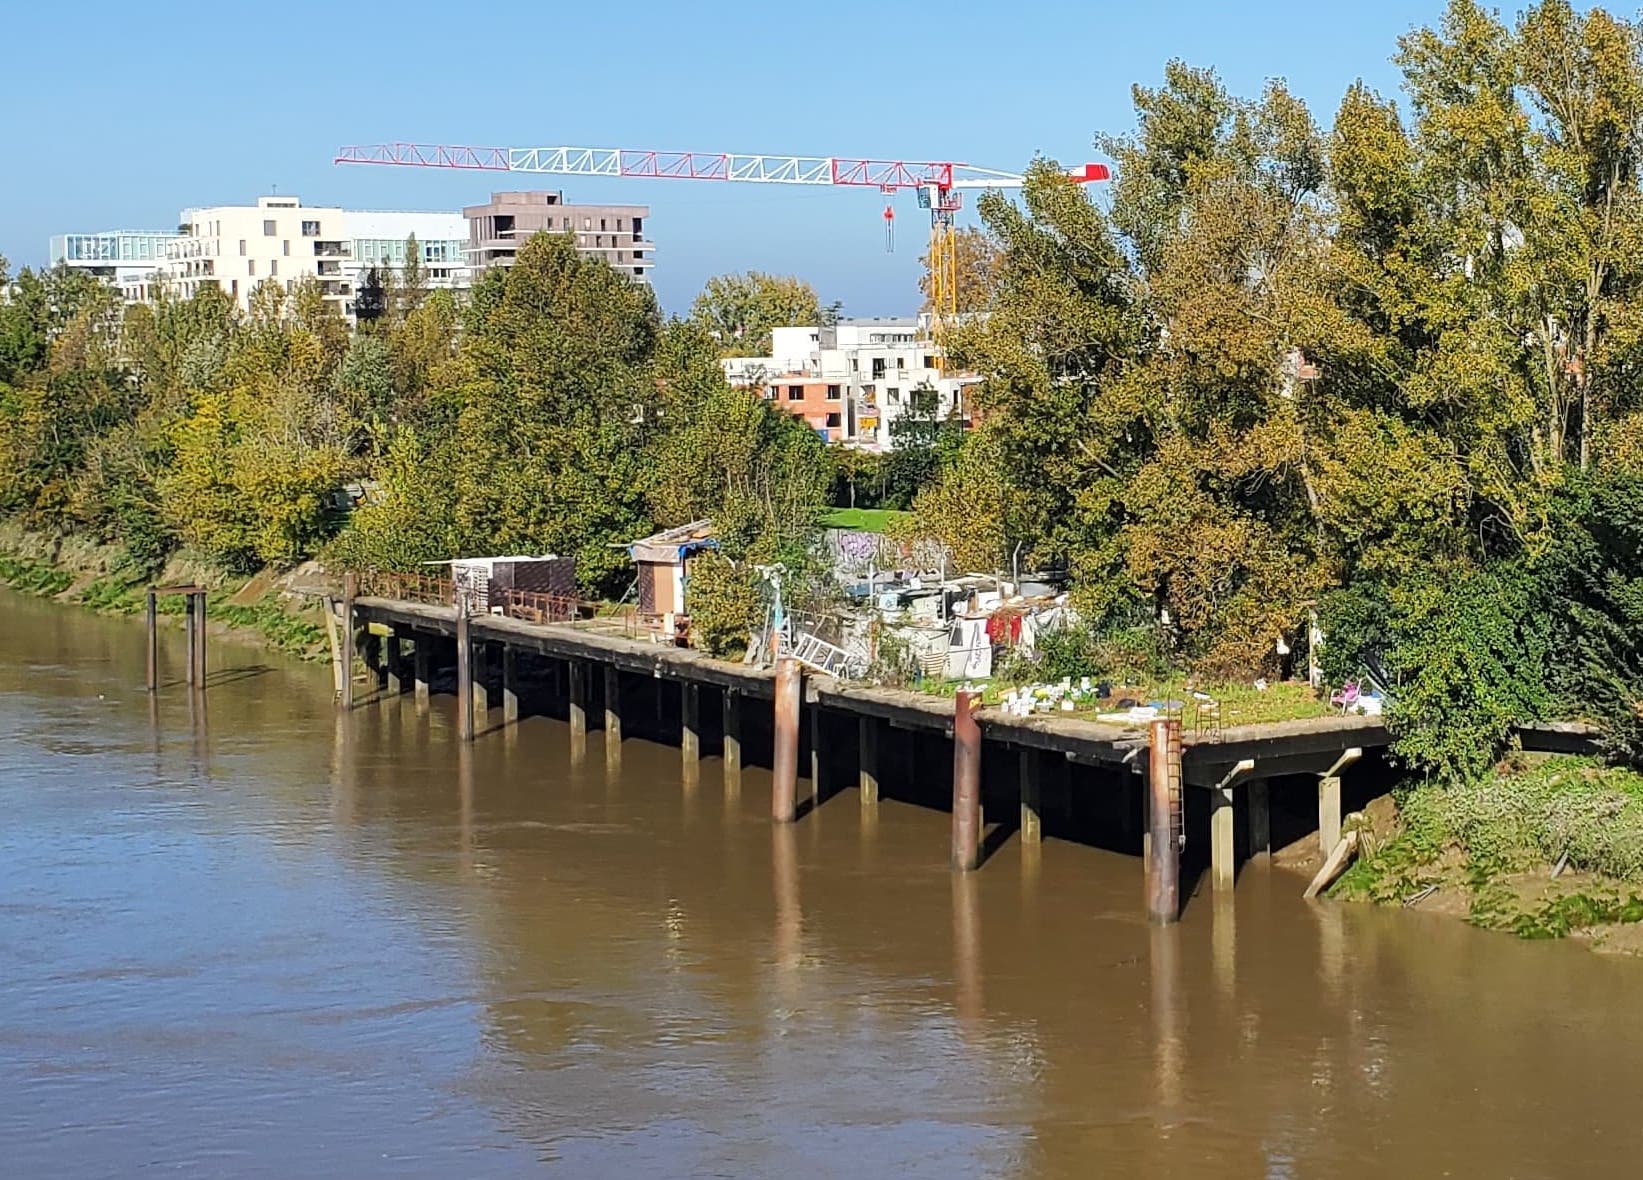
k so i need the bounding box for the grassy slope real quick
[0,536,329,661]
[1334,757,1643,941]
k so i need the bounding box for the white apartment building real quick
[722,317,978,450]
[160,196,351,315]
[145,197,471,318]
[346,210,470,292]
[48,231,179,301]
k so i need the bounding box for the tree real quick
[688,271,836,356]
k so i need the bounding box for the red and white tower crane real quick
[333,141,1109,332]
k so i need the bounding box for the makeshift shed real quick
[448,555,577,612]
[627,521,717,618]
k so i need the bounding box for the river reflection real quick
[3,587,1643,1177]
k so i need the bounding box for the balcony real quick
[312,242,350,258]
[316,261,342,276]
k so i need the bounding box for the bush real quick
[1385,566,1552,783]
[685,551,763,659]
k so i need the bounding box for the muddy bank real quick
[1318,757,1643,951]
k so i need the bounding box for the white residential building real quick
[134,197,471,318]
[158,196,351,315]
[722,317,978,449]
[48,231,179,301]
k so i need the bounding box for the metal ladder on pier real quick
[786,629,866,680]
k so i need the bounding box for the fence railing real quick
[493,587,597,625]
[358,569,454,606]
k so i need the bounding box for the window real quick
[826,384,841,400]
[231,279,238,297]
[871,358,887,379]
[766,387,778,400]
[633,267,644,277]
[283,240,290,256]
[238,239,246,256]
[248,260,256,276]
[825,412,841,428]
[600,218,607,231]
[583,218,591,230]
[270,260,278,276]
[897,356,906,370]
[632,216,643,238]
[787,385,804,401]
[616,218,624,231]
[301,220,320,237]
[923,354,937,369]
[263,219,276,236]
[889,387,901,404]
[850,357,859,372]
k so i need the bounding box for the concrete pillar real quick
[339,573,356,711]
[858,715,880,807]
[1319,775,1342,856]
[1146,718,1182,925]
[385,628,406,696]
[455,600,473,742]
[144,589,158,693]
[772,658,801,823]
[723,688,743,787]
[1019,747,1042,845]
[951,691,982,872]
[681,682,701,783]
[568,660,587,758]
[502,646,519,725]
[472,643,490,723]
[1211,785,1236,892]
[1247,780,1270,860]
[413,634,431,709]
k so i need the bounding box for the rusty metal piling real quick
[772,658,801,823]
[1146,718,1182,924]
[951,690,982,872]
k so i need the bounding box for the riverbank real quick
[0,523,330,662]
[1329,755,1643,950]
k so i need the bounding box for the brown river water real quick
[3,587,1642,1178]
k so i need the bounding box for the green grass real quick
[923,674,1332,727]
[1333,757,1643,939]
[820,508,910,534]
[211,595,328,659]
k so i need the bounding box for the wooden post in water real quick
[809,705,823,805]
[681,681,701,783]
[722,688,742,788]
[339,573,356,711]
[472,643,490,724]
[455,594,473,742]
[1146,718,1182,924]
[1247,780,1271,860]
[144,589,158,693]
[858,715,880,808]
[771,657,801,823]
[385,627,406,696]
[193,591,208,689]
[951,690,982,872]
[1019,747,1043,845]
[603,665,622,769]
[502,646,519,725]
[413,634,431,709]
[567,660,587,759]
[184,592,198,690]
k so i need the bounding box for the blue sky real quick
[3,0,1441,316]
